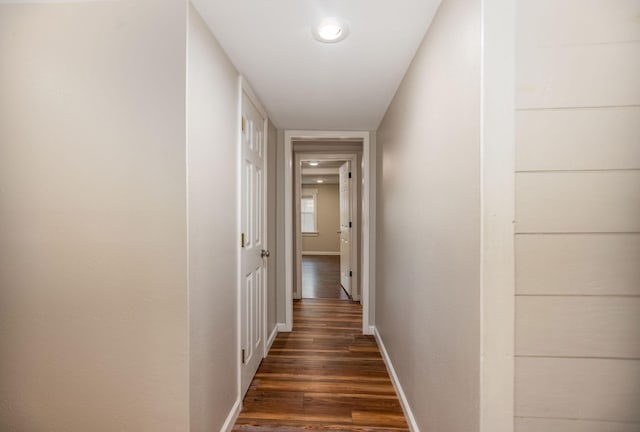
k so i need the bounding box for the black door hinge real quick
[241,349,245,364]
[348,172,352,179]
[349,270,352,277]
[349,221,352,228]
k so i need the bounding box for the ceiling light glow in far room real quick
[313,19,349,43]
[308,162,319,166]
[316,179,324,183]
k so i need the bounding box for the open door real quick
[339,161,351,296]
[240,91,268,397]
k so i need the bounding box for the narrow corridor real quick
[233,299,408,431]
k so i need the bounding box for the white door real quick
[241,92,267,397]
[339,161,351,296]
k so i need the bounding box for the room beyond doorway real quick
[302,255,349,299]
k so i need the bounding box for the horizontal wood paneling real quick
[516,296,640,358]
[515,357,640,422]
[516,42,640,109]
[516,107,640,171]
[516,0,640,46]
[515,171,640,233]
[516,417,640,432]
[515,0,640,428]
[515,234,640,296]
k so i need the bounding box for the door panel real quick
[241,93,266,397]
[339,162,351,295]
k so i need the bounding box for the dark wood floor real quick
[302,255,349,299]
[233,299,409,431]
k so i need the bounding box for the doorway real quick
[295,152,359,303]
[283,130,373,335]
[298,156,355,300]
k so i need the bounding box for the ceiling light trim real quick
[312,18,349,44]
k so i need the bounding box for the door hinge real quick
[241,116,245,132]
[349,221,352,228]
[241,233,245,248]
[348,171,352,179]
[241,349,245,364]
[349,270,353,277]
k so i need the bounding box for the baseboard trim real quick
[220,396,242,432]
[277,322,291,332]
[302,251,340,256]
[373,326,420,432]
[266,325,278,355]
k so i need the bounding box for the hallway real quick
[233,299,408,431]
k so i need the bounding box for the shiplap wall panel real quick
[516,108,640,171]
[515,0,640,428]
[515,234,640,296]
[516,42,640,109]
[516,417,640,432]
[516,357,640,422]
[516,296,640,358]
[517,0,640,46]
[515,171,640,233]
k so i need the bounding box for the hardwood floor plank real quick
[233,299,409,431]
[301,255,349,299]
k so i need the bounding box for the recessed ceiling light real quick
[316,179,324,183]
[312,19,349,44]
[308,162,319,166]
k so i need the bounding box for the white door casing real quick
[284,132,372,334]
[240,89,267,398]
[339,161,352,295]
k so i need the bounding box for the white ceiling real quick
[191,0,441,130]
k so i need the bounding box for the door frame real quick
[294,153,359,301]
[283,130,373,335]
[236,76,269,399]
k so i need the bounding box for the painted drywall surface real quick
[302,184,340,253]
[267,120,278,336]
[514,0,640,428]
[0,2,189,431]
[187,4,240,431]
[376,0,481,429]
[275,129,286,323]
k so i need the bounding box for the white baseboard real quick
[266,325,278,354]
[277,322,291,332]
[302,251,340,256]
[220,396,242,432]
[364,325,375,336]
[373,326,420,432]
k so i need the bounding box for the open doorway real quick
[283,130,373,335]
[294,151,360,304]
[298,158,353,300]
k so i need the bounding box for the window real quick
[301,189,318,234]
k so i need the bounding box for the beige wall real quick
[187,5,240,431]
[302,184,340,253]
[0,2,190,431]
[276,130,286,323]
[514,1,640,430]
[376,0,481,430]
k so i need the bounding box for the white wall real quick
[376,0,481,430]
[0,2,190,431]
[514,1,640,430]
[186,5,240,431]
